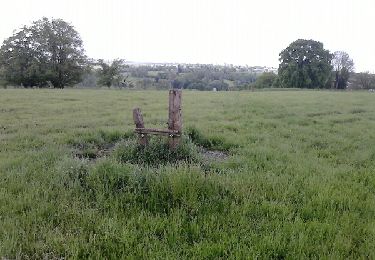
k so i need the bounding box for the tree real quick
[208,80,229,91]
[352,72,375,89]
[0,26,40,87]
[0,17,87,88]
[332,51,354,89]
[171,78,184,89]
[253,72,278,88]
[278,39,332,88]
[97,59,126,87]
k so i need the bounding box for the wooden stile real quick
[132,89,182,148]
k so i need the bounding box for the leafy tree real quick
[0,66,6,88]
[171,78,184,89]
[278,39,332,88]
[208,80,229,91]
[188,81,206,90]
[332,51,354,89]
[352,72,375,89]
[97,59,125,87]
[253,72,278,88]
[0,26,40,87]
[0,17,87,88]
[272,75,281,88]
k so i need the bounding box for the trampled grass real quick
[0,89,375,258]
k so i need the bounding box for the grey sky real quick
[1,0,374,71]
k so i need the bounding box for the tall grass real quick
[0,89,375,258]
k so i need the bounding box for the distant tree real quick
[140,78,153,89]
[155,79,169,89]
[97,59,125,87]
[103,63,267,90]
[332,51,354,89]
[157,72,168,80]
[77,69,98,88]
[171,78,184,89]
[278,39,332,88]
[177,64,182,74]
[253,72,278,88]
[0,17,87,88]
[130,66,149,78]
[188,81,206,90]
[208,80,229,91]
[352,72,375,89]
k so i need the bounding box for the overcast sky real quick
[1,0,374,71]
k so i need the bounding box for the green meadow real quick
[1,89,375,258]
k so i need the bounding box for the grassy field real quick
[1,89,375,258]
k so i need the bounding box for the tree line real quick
[0,18,373,90]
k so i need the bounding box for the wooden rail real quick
[134,128,181,136]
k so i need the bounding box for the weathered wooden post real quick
[132,90,182,149]
[133,108,148,146]
[168,89,182,149]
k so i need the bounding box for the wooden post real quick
[133,108,148,146]
[168,89,182,149]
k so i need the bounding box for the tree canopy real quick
[351,72,375,89]
[97,59,126,88]
[253,72,279,88]
[332,51,354,89]
[0,17,87,88]
[278,39,332,88]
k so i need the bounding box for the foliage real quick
[332,51,354,89]
[0,17,87,88]
[350,72,375,89]
[278,39,332,88]
[122,64,258,90]
[208,80,229,91]
[96,59,126,88]
[0,66,6,87]
[76,70,98,88]
[253,72,279,88]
